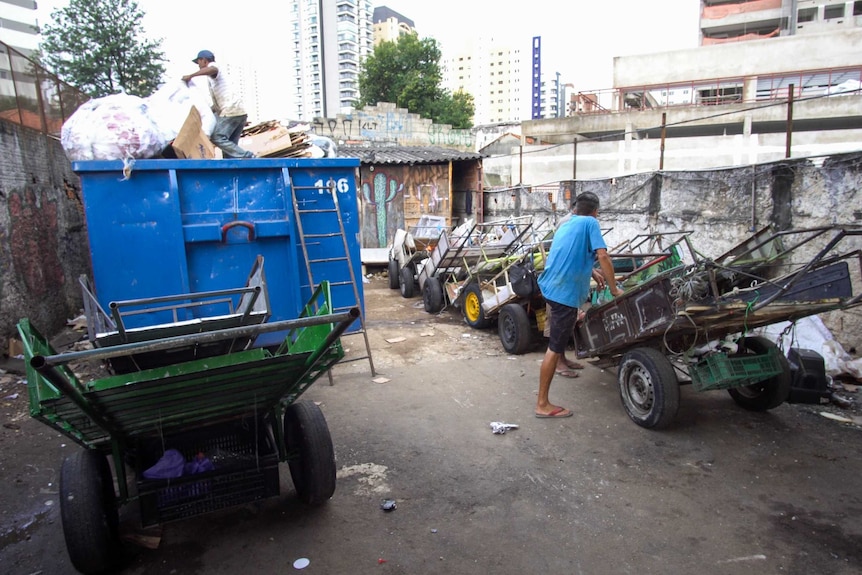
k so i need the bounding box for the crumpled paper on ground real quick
[490,422,519,435]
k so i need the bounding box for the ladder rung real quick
[309,257,348,264]
[297,208,338,214]
[304,233,342,239]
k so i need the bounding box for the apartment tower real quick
[288,0,374,120]
[372,6,414,46]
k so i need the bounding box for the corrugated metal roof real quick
[337,146,483,165]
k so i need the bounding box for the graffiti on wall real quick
[360,165,451,248]
[312,103,475,150]
[361,172,403,249]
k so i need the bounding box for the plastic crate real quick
[690,348,783,392]
[136,420,280,526]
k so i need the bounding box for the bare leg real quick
[536,349,570,416]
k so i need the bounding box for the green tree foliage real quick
[38,0,166,98]
[358,33,474,129]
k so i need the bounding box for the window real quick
[798,7,817,22]
[855,1,862,16]
[824,4,845,19]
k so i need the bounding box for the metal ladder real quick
[291,177,376,380]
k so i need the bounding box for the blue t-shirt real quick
[537,215,606,308]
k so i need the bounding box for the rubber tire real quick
[388,259,400,289]
[617,347,680,429]
[399,266,415,298]
[727,336,791,411]
[498,303,532,355]
[462,283,491,329]
[60,449,121,575]
[284,400,336,506]
[423,276,445,313]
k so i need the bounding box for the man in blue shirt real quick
[535,192,621,418]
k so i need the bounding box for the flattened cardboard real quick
[238,125,294,157]
[172,107,216,159]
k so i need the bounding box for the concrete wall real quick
[483,152,862,349]
[484,127,862,186]
[0,119,90,353]
[614,28,862,86]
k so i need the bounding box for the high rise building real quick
[700,0,862,45]
[0,0,39,55]
[372,6,414,46]
[442,37,528,125]
[288,0,374,120]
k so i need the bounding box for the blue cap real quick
[193,50,215,62]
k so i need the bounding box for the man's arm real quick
[595,248,623,297]
[182,66,218,83]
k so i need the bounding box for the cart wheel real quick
[388,259,400,289]
[727,336,791,411]
[60,449,121,574]
[423,276,445,313]
[617,347,680,429]
[284,400,336,505]
[462,283,491,329]
[498,303,532,355]
[399,266,415,298]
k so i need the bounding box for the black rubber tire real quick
[387,259,400,289]
[617,347,680,429]
[498,303,532,355]
[284,400,336,506]
[399,266,415,298]
[462,283,491,329]
[727,336,791,411]
[60,449,121,575]
[423,276,445,313]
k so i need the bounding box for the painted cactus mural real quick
[362,172,403,247]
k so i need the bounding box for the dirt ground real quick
[1,271,861,574]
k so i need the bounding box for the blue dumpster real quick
[72,158,364,347]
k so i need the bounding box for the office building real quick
[700,0,862,44]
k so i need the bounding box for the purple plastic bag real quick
[184,454,215,475]
[142,448,185,479]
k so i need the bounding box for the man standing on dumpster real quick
[535,192,622,418]
[182,50,255,158]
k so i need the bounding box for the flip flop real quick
[535,407,573,418]
[555,369,580,378]
[562,359,585,370]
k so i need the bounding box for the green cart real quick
[17,265,356,574]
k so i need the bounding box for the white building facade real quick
[0,0,39,55]
[287,0,374,120]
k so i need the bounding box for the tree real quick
[38,0,166,98]
[358,33,474,129]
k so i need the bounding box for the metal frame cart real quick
[574,225,862,429]
[17,267,355,574]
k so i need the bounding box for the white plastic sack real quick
[61,94,167,161]
[146,78,216,139]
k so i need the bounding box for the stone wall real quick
[311,102,475,151]
[0,119,90,353]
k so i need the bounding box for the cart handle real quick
[221,220,255,242]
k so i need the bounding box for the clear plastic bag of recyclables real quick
[61,93,168,162]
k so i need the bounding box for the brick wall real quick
[0,119,91,354]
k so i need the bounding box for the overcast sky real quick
[37,0,701,91]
